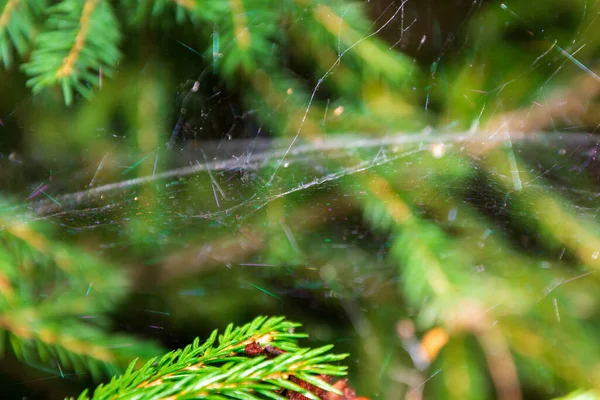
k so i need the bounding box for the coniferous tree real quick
[1,1,600,399]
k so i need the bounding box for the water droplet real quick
[431,143,446,158]
[448,207,457,222]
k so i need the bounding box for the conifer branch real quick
[0,211,163,381]
[73,316,354,400]
[21,0,121,104]
[54,0,98,79]
[0,0,45,68]
[290,0,416,90]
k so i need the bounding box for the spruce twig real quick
[21,0,121,104]
[0,210,163,381]
[0,0,45,68]
[73,316,360,400]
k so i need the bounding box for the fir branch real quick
[1,220,128,300]
[21,0,121,104]
[54,0,99,79]
[0,0,45,68]
[208,0,281,79]
[75,316,351,400]
[166,0,284,78]
[355,146,600,395]
[289,0,416,92]
[1,318,161,381]
[0,212,163,380]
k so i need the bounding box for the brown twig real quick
[483,70,600,136]
[477,328,522,400]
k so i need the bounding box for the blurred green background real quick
[1,0,600,399]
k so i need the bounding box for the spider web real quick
[2,1,600,397]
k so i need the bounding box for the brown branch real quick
[483,70,600,136]
[477,328,522,400]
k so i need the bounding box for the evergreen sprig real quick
[1,0,416,109]
[0,211,163,380]
[21,0,121,105]
[356,147,600,395]
[0,0,46,68]
[74,316,350,400]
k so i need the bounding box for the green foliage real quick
[1,0,600,399]
[0,209,163,381]
[74,316,349,400]
[2,0,418,113]
[0,0,46,68]
[443,0,600,128]
[21,0,122,104]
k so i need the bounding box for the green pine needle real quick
[0,0,46,68]
[74,316,349,400]
[21,0,121,105]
